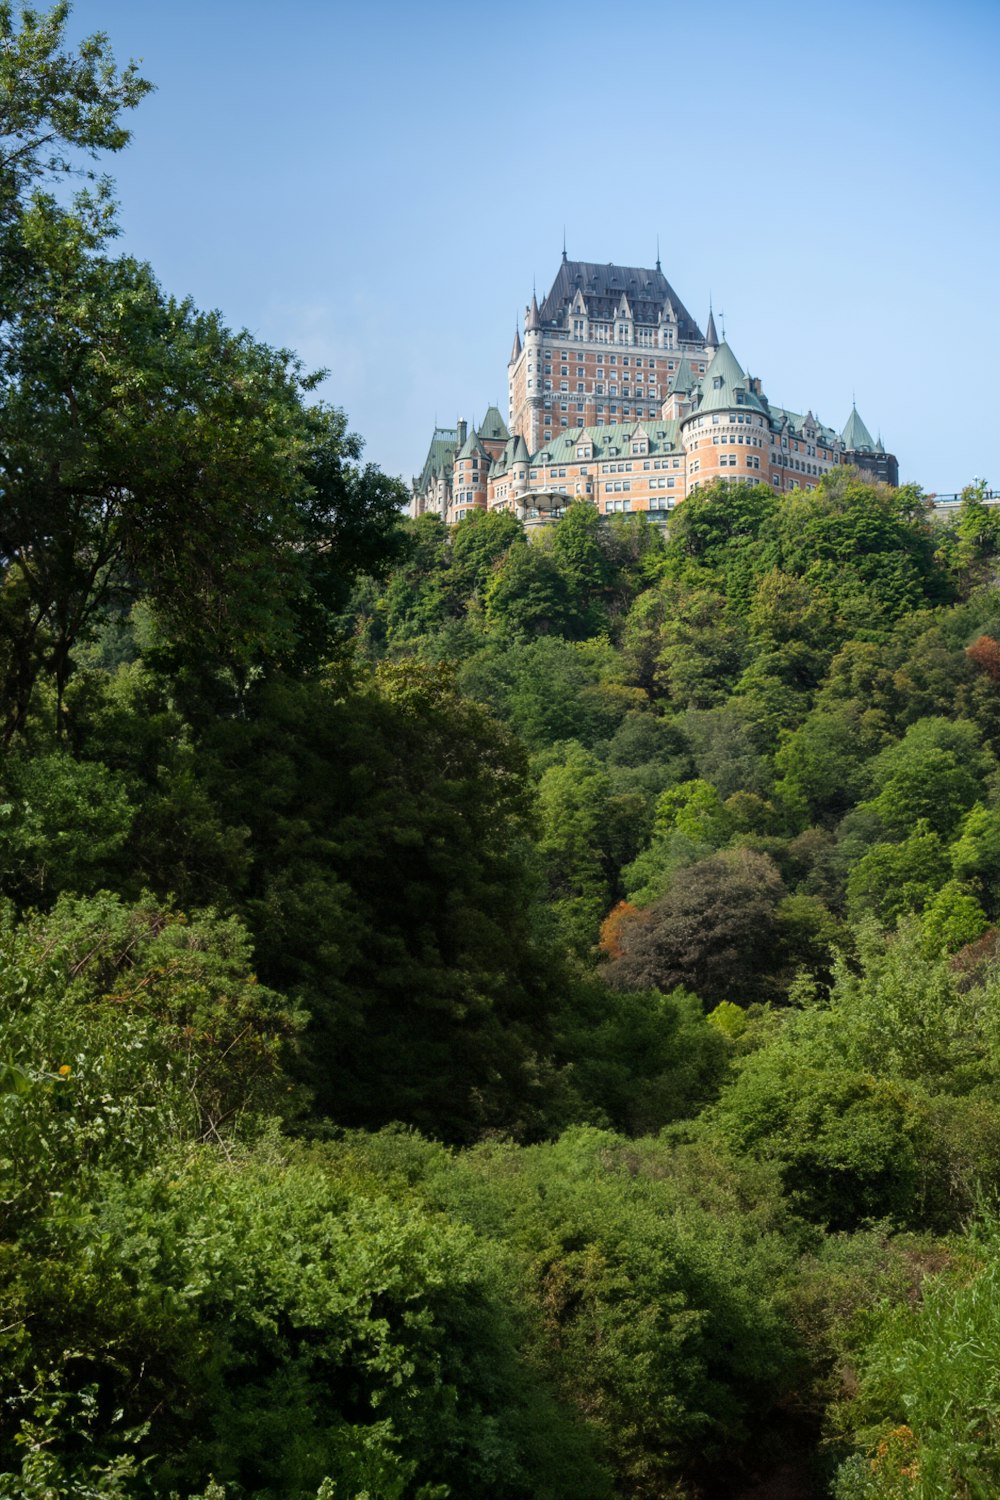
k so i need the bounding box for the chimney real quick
[456,419,468,446]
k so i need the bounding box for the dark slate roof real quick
[538,259,703,342]
[705,307,719,347]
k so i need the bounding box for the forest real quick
[4,8,1000,1499]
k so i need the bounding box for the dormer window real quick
[713,376,723,390]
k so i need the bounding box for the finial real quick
[562,227,567,263]
[656,233,661,272]
[720,309,726,339]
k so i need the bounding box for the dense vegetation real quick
[5,8,1000,1498]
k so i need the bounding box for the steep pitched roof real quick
[537,258,703,342]
[457,426,488,460]
[705,306,719,347]
[479,406,510,442]
[842,403,876,451]
[416,426,458,491]
[692,341,767,417]
[509,326,522,363]
[668,356,696,395]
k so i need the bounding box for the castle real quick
[412,254,897,526]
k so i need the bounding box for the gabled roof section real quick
[416,426,458,491]
[527,420,681,466]
[692,342,767,417]
[842,403,876,451]
[768,405,841,447]
[538,259,703,342]
[479,406,510,442]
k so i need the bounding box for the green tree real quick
[536,741,614,953]
[653,777,734,845]
[0,2,151,219]
[484,542,573,638]
[773,708,870,827]
[208,664,564,1141]
[607,847,787,1005]
[546,500,614,636]
[920,879,989,956]
[950,802,1000,915]
[862,718,991,840]
[846,821,950,925]
[447,507,523,602]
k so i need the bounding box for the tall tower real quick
[508,256,706,450]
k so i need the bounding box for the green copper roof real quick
[528,420,680,466]
[416,426,458,490]
[668,356,696,395]
[767,405,840,447]
[479,406,510,441]
[491,434,523,476]
[841,404,876,451]
[457,427,488,460]
[691,341,767,418]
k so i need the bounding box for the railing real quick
[930,490,999,509]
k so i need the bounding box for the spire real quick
[705,301,719,349]
[841,402,876,452]
[656,233,661,273]
[509,324,522,363]
[562,227,567,263]
[668,357,696,395]
[526,291,541,331]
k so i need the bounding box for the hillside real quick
[6,9,1000,1499]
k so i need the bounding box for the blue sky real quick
[69,0,1000,495]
